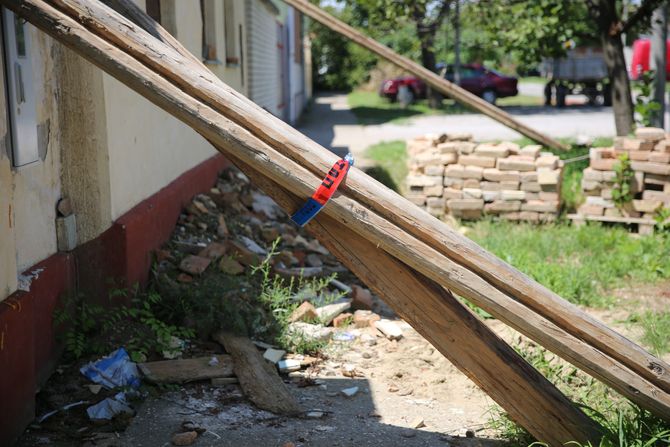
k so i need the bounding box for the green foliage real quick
[252,239,343,355]
[466,0,596,69]
[468,220,670,308]
[655,206,670,233]
[634,71,662,128]
[310,4,378,90]
[364,140,408,192]
[53,287,195,361]
[612,154,634,208]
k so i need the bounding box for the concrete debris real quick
[263,348,286,364]
[374,319,404,340]
[278,359,302,373]
[341,387,359,397]
[315,299,352,326]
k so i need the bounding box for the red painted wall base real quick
[0,153,228,445]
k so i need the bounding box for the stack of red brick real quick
[405,133,563,221]
[578,127,670,219]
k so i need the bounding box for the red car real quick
[380,64,518,105]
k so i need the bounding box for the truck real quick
[541,47,611,107]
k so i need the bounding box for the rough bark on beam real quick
[213,332,301,416]
[46,0,670,397]
[11,0,670,419]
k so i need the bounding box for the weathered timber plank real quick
[213,332,301,416]
[47,0,670,396]
[11,0,670,418]
[138,355,234,384]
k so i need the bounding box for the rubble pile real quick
[405,133,563,222]
[576,127,670,221]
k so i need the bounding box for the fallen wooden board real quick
[213,332,302,416]
[138,355,233,384]
[14,0,670,419]
[48,0,670,397]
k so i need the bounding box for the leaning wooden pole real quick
[283,0,568,151]
[12,0,670,419]
[46,0,670,399]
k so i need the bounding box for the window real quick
[224,0,238,66]
[200,0,219,63]
[146,0,161,23]
[2,8,38,167]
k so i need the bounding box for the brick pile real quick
[405,133,563,221]
[577,127,670,220]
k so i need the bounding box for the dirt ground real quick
[18,285,668,447]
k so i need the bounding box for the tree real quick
[470,0,664,135]
[349,0,453,106]
[586,0,666,135]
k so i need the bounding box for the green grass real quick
[364,140,408,192]
[496,94,543,107]
[468,220,670,308]
[628,311,670,356]
[519,76,547,85]
[347,89,546,125]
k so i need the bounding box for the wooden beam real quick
[47,0,670,399]
[11,0,670,419]
[282,0,568,151]
[213,332,302,415]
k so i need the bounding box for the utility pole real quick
[651,4,667,129]
[454,0,461,83]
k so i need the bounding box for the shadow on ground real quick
[118,378,506,447]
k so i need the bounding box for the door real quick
[2,8,38,167]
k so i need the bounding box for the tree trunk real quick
[651,5,667,128]
[417,26,441,108]
[603,33,634,134]
[592,0,634,135]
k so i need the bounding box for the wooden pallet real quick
[568,213,656,235]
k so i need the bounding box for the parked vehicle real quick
[630,38,670,80]
[541,47,610,107]
[379,64,518,105]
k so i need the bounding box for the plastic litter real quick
[86,392,133,420]
[80,347,140,389]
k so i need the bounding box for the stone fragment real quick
[648,152,670,163]
[462,165,484,179]
[520,172,538,183]
[198,242,227,260]
[536,155,559,169]
[219,257,244,275]
[447,198,485,210]
[443,188,463,199]
[341,387,359,397]
[521,182,541,192]
[353,310,381,328]
[582,167,603,182]
[263,348,286,364]
[631,161,670,175]
[172,431,198,446]
[483,168,520,182]
[374,319,403,340]
[463,178,481,189]
[289,301,318,323]
[288,322,333,342]
[538,169,560,185]
[498,157,536,171]
[500,190,526,201]
[521,200,559,213]
[633,200,662,213]
[305,254,323,268]
[333,313,353,328]
[520,145,542,159]
[635,127,666,142]
[462,188,483,199]
[316,299,352,326]
[474,143,509,158]
[426,197,446,208]
[459,155,496,168]
[443,176,463,188]
[179,255,211,275]
[485,200,521,213]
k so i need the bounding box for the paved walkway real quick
[297,91,618,160]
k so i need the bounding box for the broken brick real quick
[289,301,318,323]
[179,255,211,275]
